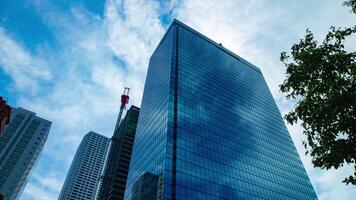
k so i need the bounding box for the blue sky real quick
[0,0,355,199]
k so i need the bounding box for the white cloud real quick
[103,0,166,105]
[173,0,286,95]
[6,0,354,200]
[31,173,63,192]
[15,1,166,199]
[0,27,51,93]
[22,172,63,200]
[105,0,164,73]
[23,185,58,200]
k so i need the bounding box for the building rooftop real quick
[152,19,261,74]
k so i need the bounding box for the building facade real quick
[98,105,140,200]
[131,172,159,200]
[124,20,317,200]
[0,107,51,200]
[58,131,110,200]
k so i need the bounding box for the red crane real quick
[114,87,130,132]
[0,96,11,135]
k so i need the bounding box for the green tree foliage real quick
[280,4,356,185]
[343,0,356,13]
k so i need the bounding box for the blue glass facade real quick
[125,20,317,200]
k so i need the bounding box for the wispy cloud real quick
[23,184,59,200]
[105,0,164,70]
[30,172,63,192]
[0,27,51,94]
[0,0,352,200]
[22,171,63,200]
[15,1,166,199]
[104,0,165,102]
[173,0,285,95]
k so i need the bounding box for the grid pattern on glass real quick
[174,22,317,200]
[124,25,175,200]
[124,20,317,200]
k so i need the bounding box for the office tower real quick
[124,19,317,200]
[130,172,163,200]
[98,105,140,200]
[58,131,109,200]
[0,107,51,200]
[0,97,11,135]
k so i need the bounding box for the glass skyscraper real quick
[124,19,317,200]
[58,131,110,200]
[130,172,159,200]
[0,107,51,200]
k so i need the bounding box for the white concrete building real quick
[58,131,109,200]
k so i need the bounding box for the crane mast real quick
[114,87,130,133]
[97,87,130,196]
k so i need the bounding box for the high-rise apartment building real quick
[0,107,51,200]
[124,20,317,200]
[58,131,109,200]
[98,105,140,200]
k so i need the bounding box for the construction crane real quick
[114,87,130,133]
[98,87,130,189]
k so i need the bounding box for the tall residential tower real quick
[124,20,317,200]
[58,131,110,200]
[0,107,51,200]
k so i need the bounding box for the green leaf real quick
[280,24,356,185]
